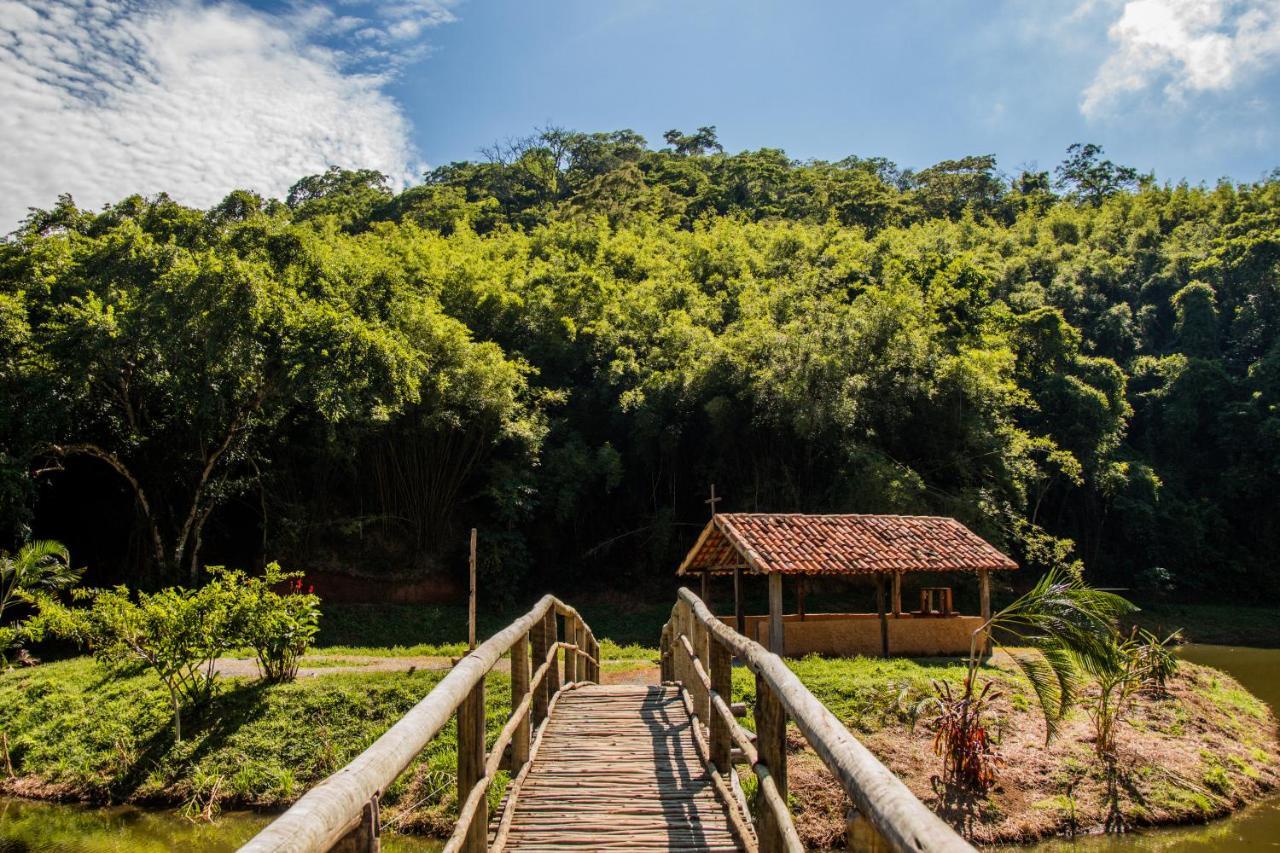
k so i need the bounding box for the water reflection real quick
[0,797,442,852]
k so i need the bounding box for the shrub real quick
[39,579,241,741]
[216,563,320,683]
[36,564,320,740]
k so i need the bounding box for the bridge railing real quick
[661,587,975,853]
[240,595,599,853]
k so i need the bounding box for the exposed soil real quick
[211,655,458,679]
[783,661,1280,847]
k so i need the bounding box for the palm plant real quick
[0,540,82,662]
[918,566,1133,790]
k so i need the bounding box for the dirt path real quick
[214,656,661,681]
[213,655,462,679]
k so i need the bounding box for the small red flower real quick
[307,585,314,594]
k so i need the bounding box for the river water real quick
[1,645,1276,851]
[0,797,443,852]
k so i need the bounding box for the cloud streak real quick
[0,0,457,229]
[1082,0,1280,117]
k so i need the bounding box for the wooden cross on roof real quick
[705,483,722,518]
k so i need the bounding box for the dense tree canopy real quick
[3,130,1278,599]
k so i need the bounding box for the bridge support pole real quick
[564,613,579,684]
[574,620,589,683]
[754,673,788,852]
[708,638,732,773]
[457,681,486,853]
[660,622,673,682]
[530,617,549,727]
[331,793,380,853]
[544,609,560,696]
[512,630,531,768]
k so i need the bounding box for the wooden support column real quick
[574,619,588,683]
[563,613,578,684]
[876,573,889,658]
[456,681,486,853]
[511,631,531,769]
[660,622,674,682]
[543,609,560,697]
[691,615,711,725]
[754,673,788,851]
[797,576,806,621]
[734,566,745,636]
[891,573,902,617]
[979,569,992,656]
[701,569,709,604]
[767,572,784,655]
[530,613,549,727]
[332,794,380,853]
[708,638,732,774]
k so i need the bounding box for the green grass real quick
[728,652,1019,734]
[0,656,514,827]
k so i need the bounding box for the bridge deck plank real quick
[499,684,748,851]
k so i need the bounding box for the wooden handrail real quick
[240,595,598,853]
[664,587,975,853]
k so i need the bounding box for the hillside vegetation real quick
[2,129,1278,599]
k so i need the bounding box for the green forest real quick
[2,128,1277,600]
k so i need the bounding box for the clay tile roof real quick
[676,513,1017,576]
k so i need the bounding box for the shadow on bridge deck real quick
[497,684,749,851]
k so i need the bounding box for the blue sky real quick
[3,0,1280,226]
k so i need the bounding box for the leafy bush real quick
[36,565,320,740]
[218,563,320,683]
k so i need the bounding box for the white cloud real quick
[1082,0,1280,116]
[0,0,458,229]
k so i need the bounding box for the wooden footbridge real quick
[241,590,973,852]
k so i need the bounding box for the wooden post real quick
[692,615,710,725]
[544,609,560,697]
[733,566,745,636]
[708,637,732,774]
[754,673,788,851]
[891,573,902,617]
[457,681,486,852]
[672,603,688,690]
[468,528,477,652]
[979,569,992,656]
[797,576,806,621]
[767,572,784,655]
[701,569,709,604]
[530,613,549,727]
[665,617,675,676]
[563,612,578,684]
[512,631,531,768]
[575,619,588,683]
[876,574,889,658]
[332,794,380,853]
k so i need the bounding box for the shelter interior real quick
[676,512,1018,657]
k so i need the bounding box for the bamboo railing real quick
[239,595,599,853]
[661,587,975,853]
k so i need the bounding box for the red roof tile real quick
[676,513,1017,576]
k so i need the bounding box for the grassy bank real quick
[733,654,1280,847]
[4,609,1278,847]
[0,657,515,834]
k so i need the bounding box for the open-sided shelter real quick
[676,513,1017,657]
